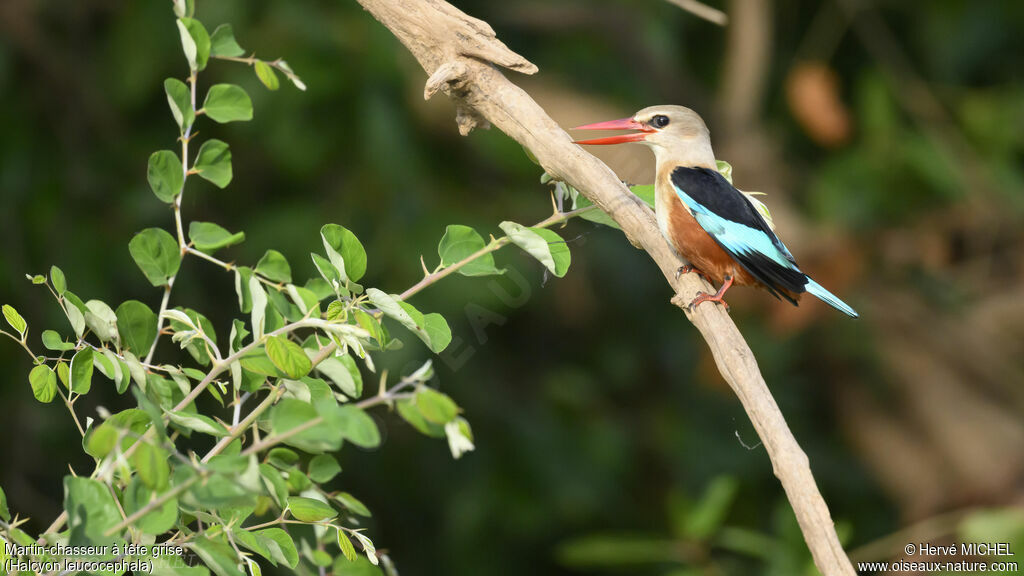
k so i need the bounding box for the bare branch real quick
[354,1,855,575]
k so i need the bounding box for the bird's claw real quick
[676,264,710,282]
[687,291,730,312]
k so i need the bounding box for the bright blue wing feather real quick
[671,183,797,270]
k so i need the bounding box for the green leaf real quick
[123,478,178,535]
[210,24,245,57]
[255,249,292,283]
[287,496,337,522]
[116,300,158,354]
[499,221,571,277]
[29,365,57,403]
[250,276,267,339]
[84,299,119,343]
[312,354,361,398]
[176,19,198,71]
[254,61,279,90]
[266,447,298,470]
[366,289,450,353]
[308,454,342,483]
[574,184,655,229]
[178,18,211,71]
[63,290,87,338]
[422,312,452,353]
[41,329,75,351]
[147,150,183,203]
[396,399,445,438]
[166,410,229,436]
[132,442,170,491]
[275,60,306,91]
[63,476,122,545]
[438,225,504,276]
[321,224,367,283]
[258,464,288,508]
[415,387,458,424]
[351,531,378,566]
[85,409,151,459]
[164,78,194,130]
[716,160,734,184]
[269,398,342,453]
[51,265,67,296]
[311,252,342,289]
[189,221,245,253]
[265,335,311,379]
[203,84,253,123]
[190,537,245,576]
[3,304,27,336]
[255,528,299,568]
[320,404,380,449]
[129,228,181,286]
[194,139,233,188]
[337,529,357,562]
[70,347,94,394]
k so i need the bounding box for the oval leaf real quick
[320,224,367,283]
[29,365,57,403]
[438,224,503,276]
[194,139,233,188]
[147,150,184,203]
[164,78,194,130]
[254,61,279,90]
[116,300,157,355]
[265,335,312,379]
[500,221,571,277]
[203,84,253,123]
[255,250,292,283]
[129,228,181,286]
[210,24,245,57]
[287,496,337,522]
[189,221,245,253]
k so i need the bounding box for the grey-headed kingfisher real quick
[573,106,858,317]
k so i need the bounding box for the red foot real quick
[676,264,709,282]
[687,275,734,312]
[687,291,730,312]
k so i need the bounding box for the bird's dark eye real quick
[650,115,670,128]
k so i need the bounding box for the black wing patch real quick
[670,167,808,301]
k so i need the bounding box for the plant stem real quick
[0,329,38,361]
[145,73,197,365]
[400,204,595,300]
[202,385,285,462]
[103,476,198,537]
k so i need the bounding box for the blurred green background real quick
[2,0,1023,574]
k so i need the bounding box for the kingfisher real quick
[573,105,857,317]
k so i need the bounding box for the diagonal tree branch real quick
[352,1,855,575]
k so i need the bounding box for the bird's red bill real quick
[572,117,652,145]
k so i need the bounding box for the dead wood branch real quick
[353,1,855,574]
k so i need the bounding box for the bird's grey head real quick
[631,105,710,150]
[573,105,716,168]
[631,106,715,168]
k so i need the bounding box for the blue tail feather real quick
[804,279,858,318]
